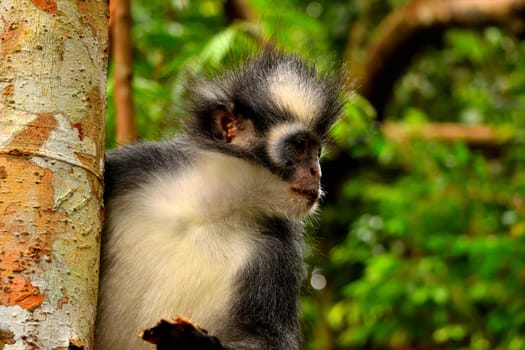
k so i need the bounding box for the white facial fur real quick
[266,122,308,166]
[268,65,321,126]
[96,149,314,350]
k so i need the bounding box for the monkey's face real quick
[199,114,325,218]
[186,51,342,217]
[266,123,323,211]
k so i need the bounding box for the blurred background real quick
[106,0,525,349]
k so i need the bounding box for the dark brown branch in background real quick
[223,0,276,49]
[351,0,525,120]
[382,122,511,145]
[326,0,525,210]
[110,0,138,145]
[224,0,257,23]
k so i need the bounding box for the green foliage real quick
[321,131,525,349]
[108,1,525,349]
[390,27,525,126]
[310,20,525,347]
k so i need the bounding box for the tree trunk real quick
[0,1,108,349]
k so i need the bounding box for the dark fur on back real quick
[104,138,193,200]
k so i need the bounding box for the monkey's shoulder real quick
[104,138,194,199]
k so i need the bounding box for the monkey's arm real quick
[141,318,224,350]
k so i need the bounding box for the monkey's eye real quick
[293,139,306,151]
[291,139,307,158]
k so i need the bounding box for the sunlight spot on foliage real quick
[310,268,327,290]
[460,108,483,124]
[199,0,220,16]
[368,215,383,230]
[501,210,517,226]
[306,2,323,18]
[433,324,467,343]
[356,227,374,243]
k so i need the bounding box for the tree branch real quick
[351,0,525,119]
[224,0,257,23]
[382,122,511,145]
[110,0,138,145]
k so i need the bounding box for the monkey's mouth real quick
[291,187,320,205]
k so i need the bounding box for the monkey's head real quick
[187,50,342,215]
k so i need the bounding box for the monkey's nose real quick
[310,166,321,178]
[308,159,321,179]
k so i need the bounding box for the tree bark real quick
[0,1,108,349]
[351,0,525,119]
[110,0,138,145]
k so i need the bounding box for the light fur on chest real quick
[107,209,255,329]
[101,151,288,339]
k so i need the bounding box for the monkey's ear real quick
[211,105,240,143]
